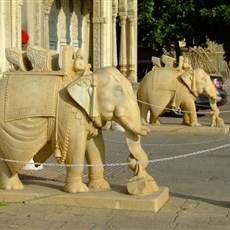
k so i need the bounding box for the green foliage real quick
[0,201,8,207]
[138,0,230,62]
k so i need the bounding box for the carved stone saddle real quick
[3,74,61,122]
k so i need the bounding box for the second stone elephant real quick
[137,67,223,127]
[0,66,157,195]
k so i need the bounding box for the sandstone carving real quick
[152,55,192,70]
[138,56,225,127]
[0,46,157,196]
[5,48,32,71]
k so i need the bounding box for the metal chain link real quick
[0,142,229,168]
[148,143,230,163]
[104,136,230,147]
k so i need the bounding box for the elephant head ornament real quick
[138,67,225,127]
[0,66,158,195]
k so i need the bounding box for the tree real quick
[138,0,230,64]
[200,1,230,64]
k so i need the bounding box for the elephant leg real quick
[181,100,201,127]
[64,125,89,193]
[86,134,110,190]
[149,110,161,124]
[148,91,172,124]
[149,103,164,124]
[0,159,23,190]
[139,102,150,125]
[182,112,190,125]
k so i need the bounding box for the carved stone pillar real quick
[86,0,93,65]
[100,0,105,67]
[92,0,101,70]
[0,1,4,74]
[43,1,54,49]
[118,0,127,77]
[33,0,42,46]
[10,0,22,49]
[92,0,108,70]
[127,0,137,82]
[128,16,136,82]
[112,0,118,68]
[26,0,42,47]
[119,15,127,77]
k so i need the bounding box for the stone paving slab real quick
[0,180,169,212]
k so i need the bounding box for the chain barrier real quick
[0,99,229,169]
[137,99,230,115]
[148,143,230,163]
[104,136,230,147]
[0,142,229,168]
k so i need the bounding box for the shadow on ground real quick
[171,192,230,209]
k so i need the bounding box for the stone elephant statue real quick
[137,67,224,127]
[0,66,158,195]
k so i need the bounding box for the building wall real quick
[0,0,138,82]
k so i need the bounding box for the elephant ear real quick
[180,70,198,97]
[67,74,102,127]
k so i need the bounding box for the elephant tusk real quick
[116,116,149,136]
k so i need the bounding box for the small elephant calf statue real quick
[0,52,158,195]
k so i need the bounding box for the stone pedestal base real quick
[0,180,169,212]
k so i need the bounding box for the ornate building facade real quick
[0,0,138,82]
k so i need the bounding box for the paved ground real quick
[0,96,230,229]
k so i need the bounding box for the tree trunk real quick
[175,40,181,66]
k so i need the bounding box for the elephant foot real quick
[182,120,189,126]
[0,174,24,190]
[190,122,201,127]
[127,173,159,195]
[211,118,225,127]
[149,118,161,125]
[183,120,201,127]
[88,178,110,190]
[64,181,89,193]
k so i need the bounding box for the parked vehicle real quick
[137,60,227,117]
